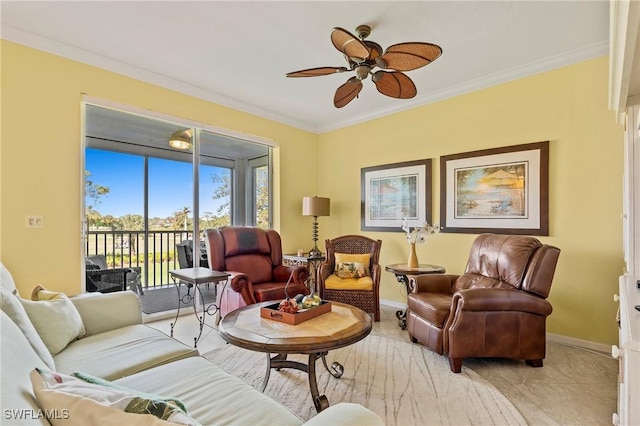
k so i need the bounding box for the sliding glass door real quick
[83,103,271,292]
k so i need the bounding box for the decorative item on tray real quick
[261,300,332,325]
[262,270,332,324]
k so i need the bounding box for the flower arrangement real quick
[401,218,439,244]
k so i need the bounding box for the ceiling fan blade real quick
[378,42,442,71]
[372,71,417,99]
[286,67,348,78]
[331,27,369,62]
[334,77,363,108]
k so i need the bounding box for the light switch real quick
[26,216,43,228]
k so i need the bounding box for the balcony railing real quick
[86,230,196,290]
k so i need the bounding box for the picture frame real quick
[361,159,432,232]
[440,141,549,235]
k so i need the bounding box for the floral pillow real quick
[30,368,200,425]
[335,262,368,279]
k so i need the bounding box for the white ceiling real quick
[1,1,610,133]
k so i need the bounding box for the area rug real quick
[139,285,218,314]
[204,335,527,425]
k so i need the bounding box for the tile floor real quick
[146,304,618,425]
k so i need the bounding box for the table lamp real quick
[302,196,330,257]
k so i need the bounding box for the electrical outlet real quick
[26,216,43,228]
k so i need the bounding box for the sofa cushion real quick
[72,371,188,413]
[30,368,199,425]
[0,262,18,293]
[20,292,86,355]
[114,357,304,426]
[0,287,56,370]
[0,310,51,426]
[54,324,198,380]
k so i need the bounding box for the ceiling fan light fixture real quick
[355,65,371,80]
[168,130,193,150]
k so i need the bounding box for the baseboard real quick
[546,332,612,355]
[381,300,612,355]
[380,299,405,310]
[142,307,194,323]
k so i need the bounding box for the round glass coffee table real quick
[219,301,372,412]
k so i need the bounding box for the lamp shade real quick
[302,196,330,217]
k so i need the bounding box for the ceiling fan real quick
[286,25,442,108]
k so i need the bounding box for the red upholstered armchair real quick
[204,227,309,315]
[407,234,560,373]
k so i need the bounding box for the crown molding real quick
[3,25,607,135]
[317,40,609,133]
[1,25,317,133]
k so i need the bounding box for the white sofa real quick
[0,263,382,425]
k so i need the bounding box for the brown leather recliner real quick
[204,227,309,315]
[407,233,560,373]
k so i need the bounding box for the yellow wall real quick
[1,40,624,345]
[0,41,318,295]
[318,56,624,345]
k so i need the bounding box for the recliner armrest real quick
[410,274,459,293]
[225,271,256,303]
[452,287,552,316]
[273,264,307,284]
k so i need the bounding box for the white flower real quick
[401,217,439,244]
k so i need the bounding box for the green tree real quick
[211,173,231,226]
[85,170,110,227]
[170,207,192,231]
[255,166,269,228]
[118,214,144,231]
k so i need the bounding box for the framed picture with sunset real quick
[440,141,549,235]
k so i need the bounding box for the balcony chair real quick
[176,240,209,269]
[203,226,308,316]
[317,235,382,321]
[85,255,143,295]
[407,233,560,373]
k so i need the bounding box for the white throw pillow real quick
[30,368,200,425]
[20,292,86,355]
[0,287,56,369]
[0,261,18,293]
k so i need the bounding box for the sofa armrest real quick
[303,403,384,426]
[71,291,142,336]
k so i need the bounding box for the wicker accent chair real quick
[318,235,382,321]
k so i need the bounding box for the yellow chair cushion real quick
[335,252,371,267]
[324,274,373,291]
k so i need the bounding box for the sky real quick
[86,149,226,218]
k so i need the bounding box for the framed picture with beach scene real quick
[361,159,433,232]
[440,141,549,235]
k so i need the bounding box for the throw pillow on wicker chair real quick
[335,262,368,279]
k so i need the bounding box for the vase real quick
[408,242,419,268]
